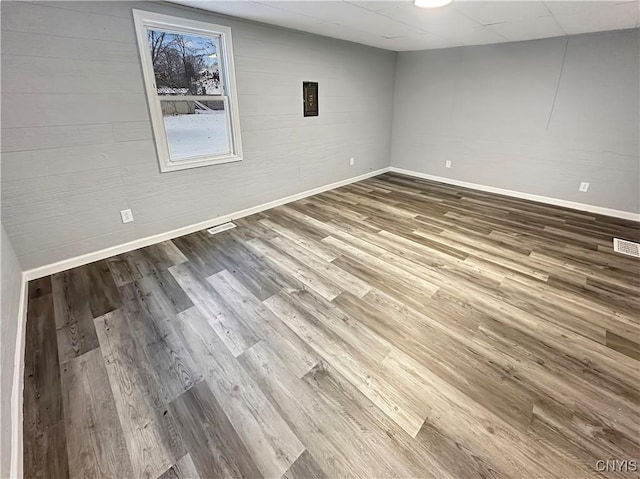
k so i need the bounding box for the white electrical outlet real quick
[579,182,590,192]
[120,209,134,223]
[349,157,355,166]
[445,160,452,168]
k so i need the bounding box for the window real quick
[133,10,243,172]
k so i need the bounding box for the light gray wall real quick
[1,226,22,479]
[390,29,640,214]
[1,1,397,270]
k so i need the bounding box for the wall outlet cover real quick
[445,160,452,168]
[350,157,355,166]
[579,182,590,192]
[120,209,134,223]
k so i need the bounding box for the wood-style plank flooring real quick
[24,173,640,478]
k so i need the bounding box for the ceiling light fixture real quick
[414,0,452,8]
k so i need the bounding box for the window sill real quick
[160,154,242,173]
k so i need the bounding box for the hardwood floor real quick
[24,172,640,478]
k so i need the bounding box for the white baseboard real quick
[23,167,390,281]
[390,167,640,222]
[10,274,28,479]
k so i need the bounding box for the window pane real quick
[161,100,230,160]
[147,29,221,95]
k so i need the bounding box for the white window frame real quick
[132,10,243,172]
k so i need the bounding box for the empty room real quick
[1,0,639,477]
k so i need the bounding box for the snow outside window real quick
[133,10,243,172]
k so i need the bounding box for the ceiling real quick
[170,0,640,51]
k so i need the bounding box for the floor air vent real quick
[207,222,236,235]
[613,238,640,258]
